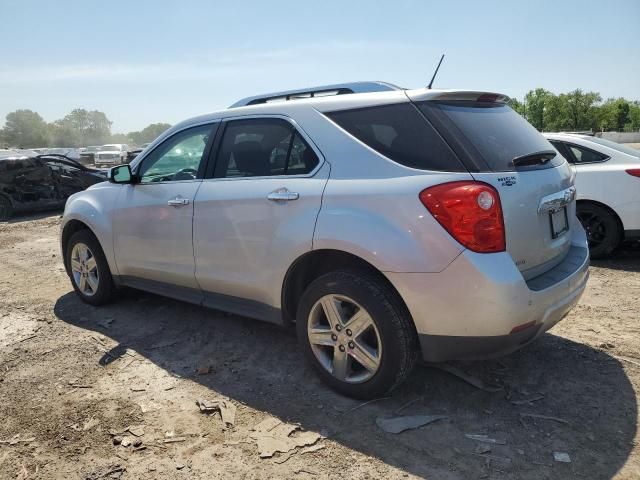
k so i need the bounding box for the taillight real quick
[626,169,640,178]
[419,181,506,253]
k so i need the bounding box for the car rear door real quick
[192,116,328,321]
[413,93,578,280]
[44,159,88,199]
[112,123,217,295]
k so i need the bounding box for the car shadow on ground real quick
[54,291,637,479]
[592,242,640,273]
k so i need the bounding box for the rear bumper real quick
[386,228,589,362]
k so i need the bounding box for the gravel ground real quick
[0,213,638,479]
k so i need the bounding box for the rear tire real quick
[296,270,418,399]
[66,229,114,305]
[0,196,13,221]
[576,202,621,259]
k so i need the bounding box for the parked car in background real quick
[95,144,128,166]
[0,153,106,221]
[545,133,640,257]
[61,82,588,399]
[126,143,153,163]
[79,146,102,165]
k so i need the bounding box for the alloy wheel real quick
[577,210,607,248]
[70,242,99,296]
[307,294,382,384]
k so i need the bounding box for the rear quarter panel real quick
[314,174,469,273]
[575,156,640,231]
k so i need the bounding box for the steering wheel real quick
[173,168,197,181]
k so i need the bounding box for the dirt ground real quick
[0,214,638,480]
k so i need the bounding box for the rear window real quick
[326,103,465,171]
[587,137,640,157]
[418,101,564,172]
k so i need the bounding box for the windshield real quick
[86,146,101,152]
[419,101,564,172]
[101,146,119,151]
[587,137,640,157]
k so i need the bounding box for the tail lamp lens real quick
[626,169,640,178]
[419,181,506,253]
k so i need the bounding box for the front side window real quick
[214,118,319,178]
[567,144,609,164]
[138,124,213,183]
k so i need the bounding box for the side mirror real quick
[108,164,135,184]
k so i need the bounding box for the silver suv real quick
[61,82,589,399]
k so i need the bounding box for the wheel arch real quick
[61,219,101,274]
[281,249,415,331]
[576,199,625,237]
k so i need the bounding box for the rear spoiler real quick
[407,89,510,104]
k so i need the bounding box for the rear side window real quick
[418,101,564,172]
[567,144,609,164]
[326,103,465,171]
[215,118,319,178]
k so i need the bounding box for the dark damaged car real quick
[0,154,106,221]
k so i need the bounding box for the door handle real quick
[167,196,190,207]
[267,188,299,201]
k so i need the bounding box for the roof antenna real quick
[427,54,445,89]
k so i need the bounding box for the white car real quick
[95,144,128,165]
[544,133,640,257]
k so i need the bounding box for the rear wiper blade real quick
[511,150,556,167]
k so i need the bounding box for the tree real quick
[524,88,552,130]
[1,109,49,147]
[627,102,640,131]
[614,101,630,131]
[49,109,112,147]
[561,89,601,131]
[109,133,131,143]
[508,98,526,116]
[127,123,171,145]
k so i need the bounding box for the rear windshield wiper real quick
[511,150,556,168]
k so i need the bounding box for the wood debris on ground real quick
[196,398,236,426]
[249,417,322,459]
[376,414,448,434]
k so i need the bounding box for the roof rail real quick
[229,81,403,108]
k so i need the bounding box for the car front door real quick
[8,158,59,210]
[112,123,217,297]
[193,117,328,321]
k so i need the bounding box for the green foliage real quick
[128,123,171,145]
[48,109,113,147]
[0,108,171,148]
[512,89,637,132]
[524,88,552,130]
[1,109,49,148]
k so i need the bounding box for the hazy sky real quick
[1,0,639,132]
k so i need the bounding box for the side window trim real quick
[563,141,610,164]
[205,115,323,180]
[135,122,220,183]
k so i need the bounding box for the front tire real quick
[576,202,621,259]
[66,229,114,305]
[296,270,418,399]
